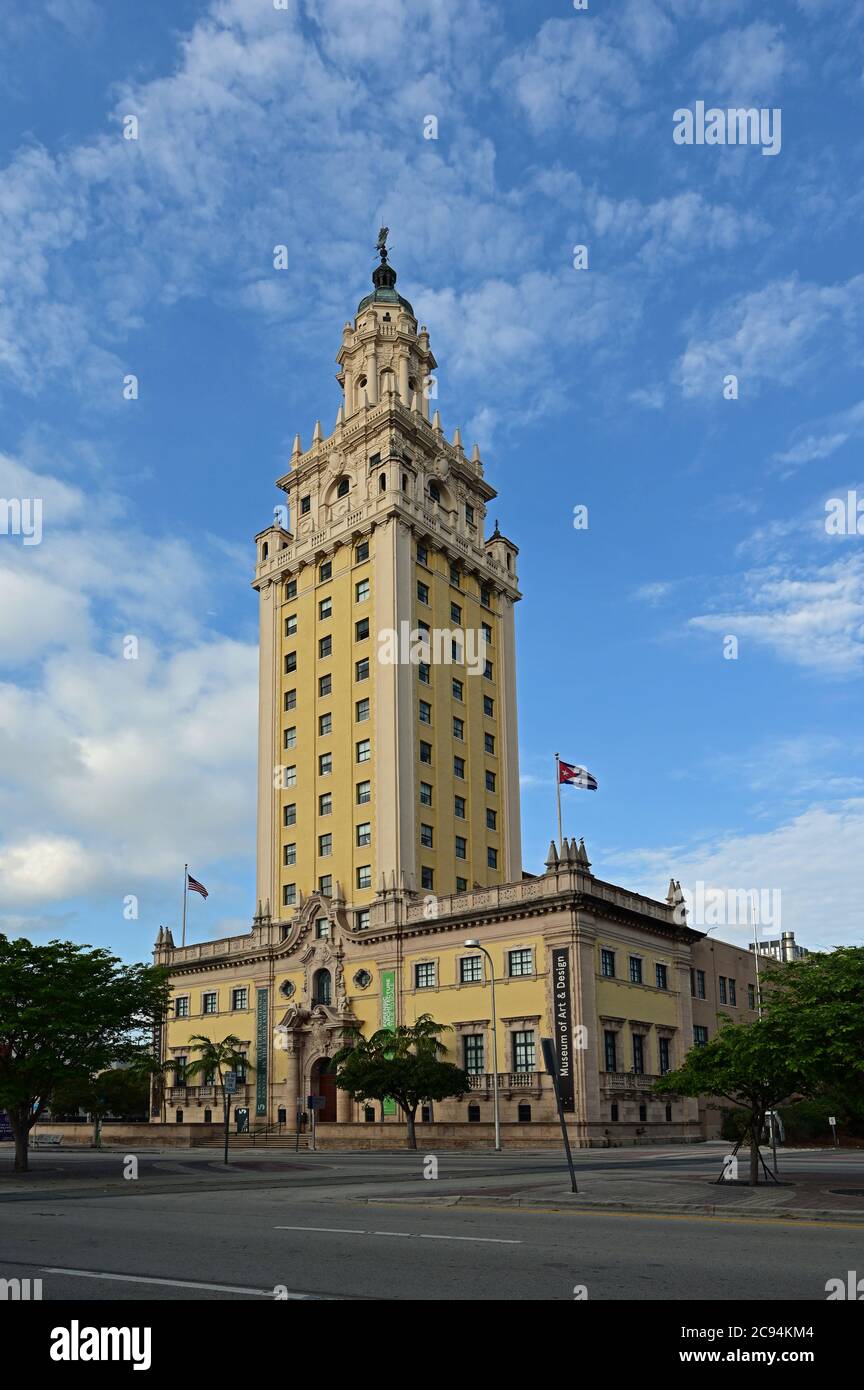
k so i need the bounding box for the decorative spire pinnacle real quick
[291,433,302,458]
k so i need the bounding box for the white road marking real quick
[275,1225,521,1244]
[43,1268,308,1298]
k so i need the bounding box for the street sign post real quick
[829,1116,838,1148]
[541,1036,578,1193]
[224,1072,237,1095]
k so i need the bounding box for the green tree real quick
[184,1034,250,1165]
[655,1018,805,1185]
[0,937,170,1173]
[758,947,864,1095]
[334,1014,469,1149]
[52,1067,152,1143]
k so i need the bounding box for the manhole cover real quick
[828,1188,864,1197]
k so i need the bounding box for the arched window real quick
[313,969,332,1006]
[175,1109,184,1124]
[517,1102,532,1123]
[467,1102,481,1123]
[337,478,350,498]
[379,473,387,492]
[262,542,269,560]
[429,482,440,503]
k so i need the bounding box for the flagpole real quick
[181,863,188,949]
[555,753,563,852]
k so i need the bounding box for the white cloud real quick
[677,274,864,399]
[610,799,864,950]
[689,554,864,674]
[688,23,797,102]
[773,400,864,470]
[496,19,641,137]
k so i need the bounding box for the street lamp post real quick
[464,940,501,1153]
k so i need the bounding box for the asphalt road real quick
[2,1145,863,1300]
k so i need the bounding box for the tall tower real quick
[252,238,522,927]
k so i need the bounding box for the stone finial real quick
[156,925,165,946]
[453,426,462,449]
[471,442,480,462]
[577,838,591,869]
[432,410,442,432]
[545,841,559,870]
[312,420,323,443]
[291,433,302,458]
[410,391,419,413]
[335,404,344,428]
[164,928,175,948]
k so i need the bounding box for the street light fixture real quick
[464,939,501,1152]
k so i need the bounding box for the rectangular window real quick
[694,1025,709,1046]
[319,560,332,581]
[449,563,460,587]
[718,976,727,1004]
[357,780,371,804]
[450,602,462,624]
[603,1030,617,1072]
[417,581,429,604]
[355,697,370,722]
[319,712,332,736]
[356,821,371,847]
[483,695,494,717]
[356,739,371,763]
[659,1037,671,1075]
[728,978,737,1006]
[283,726,297,749]
[415,962,436,990]
[319,793,332,816]
[508,948,533,977]
[202,992,217,1015]
[286,579,297,599]
[452,678,463,701]
[283,843,296,865]
[481,587,491,608]
[416,543,428,565]
[285,614,297,636]
[463,1034,484,1073]
[695,970,705,999]
[420,741,432,764]
[356,865,372,890]
[300,495,311,515]
[319,597,332,620]
[454,795,466,819]
[356,909,370,930]
[465,504,475,526]
[460,956,482,984]
[319,875,332,897]
[283,883,296,906]
[482,622,492,646]
[284,652,297,673]
[283,803,296,827]
[420,823,433,849]
[421,866,434,890]
[355,617,369,641]
[175,996,189,1018]
[315,918,330,940]
[454,756,465,779]
[748,983,756,1010]
[355,579,370,602]
[453,717,464,740]
[456,876,467,892]
[419,781,433,807]
[484,660,493,680]
[418,661,431,685]
[629,956,643,985]
[484,733,495,755]
[356,658,369,681]
[319,635,332,658]
[319,753,332,775]
[231,988,248,1011]
[486,808,497,830]
[319,674,332,696]
[283,766,297,787]
[601,949,615,978]
[485,770,496,792]
[632,1034,645,1075]
[419,700,432,724]
[284,688,296,711]
[512,1030,535,1071]
[318,833,332,857]
[655,963,668,990]
[455,835,467,860]
[487,847,497,869]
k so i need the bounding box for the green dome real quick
[357,252,414,317]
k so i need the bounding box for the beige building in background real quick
[153,245,787,1145]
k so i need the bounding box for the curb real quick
[361,1193,864,1223]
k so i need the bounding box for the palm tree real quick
[185,1034,251,1165]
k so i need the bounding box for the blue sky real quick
[0,0,862,960]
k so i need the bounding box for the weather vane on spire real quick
[376,226,390,261]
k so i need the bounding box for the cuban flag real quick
[558,761,598,791]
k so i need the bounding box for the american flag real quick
[187,873,209,899]
[558,760,598,791]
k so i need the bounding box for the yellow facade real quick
[154,248,761,1144]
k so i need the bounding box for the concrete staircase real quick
[195,1129,310,1152]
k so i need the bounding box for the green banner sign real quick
[381,969,397,1116]
[256,988,269,1117]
